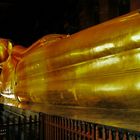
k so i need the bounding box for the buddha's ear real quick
[0,39,13,63]
[7,41,13,55]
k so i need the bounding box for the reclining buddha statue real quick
[1,10,140,109]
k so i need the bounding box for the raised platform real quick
[0,97,140,133]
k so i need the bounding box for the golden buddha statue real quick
[1,10,140,109]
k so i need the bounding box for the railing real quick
[0,112,41,140]
[44,114,140,140]
[1,108,140,140]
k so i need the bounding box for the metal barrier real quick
[0,112,41,140]
[44,114,140,140]
[1,110,140,140]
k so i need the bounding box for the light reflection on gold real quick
[134,82,140,90]
[119,12,139,22]
[131,33,140,42]
[93,43,115,53]
[95,84,124,92]
[94,56,120,68]
[1,93,16,99]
